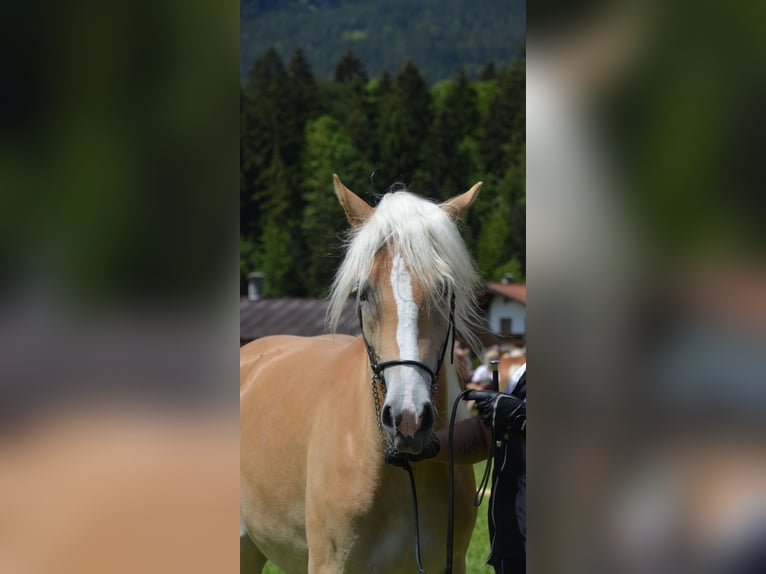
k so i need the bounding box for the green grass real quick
[465,462,492,571]
[261,464,491,573]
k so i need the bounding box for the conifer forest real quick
[241,48,525,297]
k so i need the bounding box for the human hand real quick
[465,390,525,437]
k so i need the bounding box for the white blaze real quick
[391,255,419,361]
[391,255,420,436]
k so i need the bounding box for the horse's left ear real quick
[441,181,483,221]
[333,174,374,227]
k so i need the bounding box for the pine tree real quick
[420,69,478,200]
[288,48,321,129]
[241,47,312,295]
[479,61,525,179]
[470,61,526,279]
[253,218,295,297]
[245,46,287,94]
[376,60,432,189]
[375,69,393,95]
[364,70,393,171]
[330,51,376,164]
[241,86,256,238]
[479,61,497,81]
[242,48,291,230]
[252,151,306,296]
[300,115,370,296]
[334,50,369,85]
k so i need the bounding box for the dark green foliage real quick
[420,69,479,200]
[479,62,526,180]
[376,61,433,189]
[455,59,526,278]
[334,50,369,85]
[479,62,497,82]
[241,50,525,297]
[288,49,321,127]
[240,0,525,85]
[300,115,372,296]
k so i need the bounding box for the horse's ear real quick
[441,181,482,221]
[333,174,374,227]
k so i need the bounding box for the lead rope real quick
[446,360,499,574]
[373,367,430,574]
[403,460,427,574]
[377,373,429,574]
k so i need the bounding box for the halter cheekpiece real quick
[358,291,455,417]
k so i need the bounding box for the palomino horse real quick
[240,175,484,573]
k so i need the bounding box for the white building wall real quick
[488,298,526,335]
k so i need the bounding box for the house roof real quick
[240,281,526,345]
[240,297,359,343]
[484,282,526,305]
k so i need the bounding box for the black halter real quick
[358,291,455,396]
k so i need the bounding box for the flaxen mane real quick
[327,189,483,354]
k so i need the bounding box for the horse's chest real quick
[337,474,448,573]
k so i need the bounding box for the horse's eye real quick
[352,281,369,303]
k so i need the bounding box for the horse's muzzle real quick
[382,402,435,454]
[392,433,430,454]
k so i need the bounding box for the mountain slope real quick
[240,0,525,84]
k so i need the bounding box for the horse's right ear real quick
[441,181,482,221]
[333,174,374,227]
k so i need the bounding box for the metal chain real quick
[372,371,402,462]
[371,372,384,434]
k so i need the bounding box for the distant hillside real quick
[240,0,525,84]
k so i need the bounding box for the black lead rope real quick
[446,362,499,574]
[445,389,496,574]
[446,389,470,574]
[384,443,433,573]
[403,461,427,574]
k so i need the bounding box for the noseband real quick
[358,291,455,402]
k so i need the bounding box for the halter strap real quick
[358,292,455,390]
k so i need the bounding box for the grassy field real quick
[261,463,491,573]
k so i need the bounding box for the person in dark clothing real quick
[470,365,526,573]
[429,364,527,574]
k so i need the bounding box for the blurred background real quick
[0,0,239,572]
[528,1,766,572]
[1,0,765,572]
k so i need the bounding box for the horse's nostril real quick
[381,405,394,429]
[421,403,434,431]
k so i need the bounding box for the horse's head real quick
[329,175,482,454]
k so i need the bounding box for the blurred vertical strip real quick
[528,1,766,573]
[0,0,239,572]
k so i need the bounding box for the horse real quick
[499,348,527,391]
[240,175,485,573]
